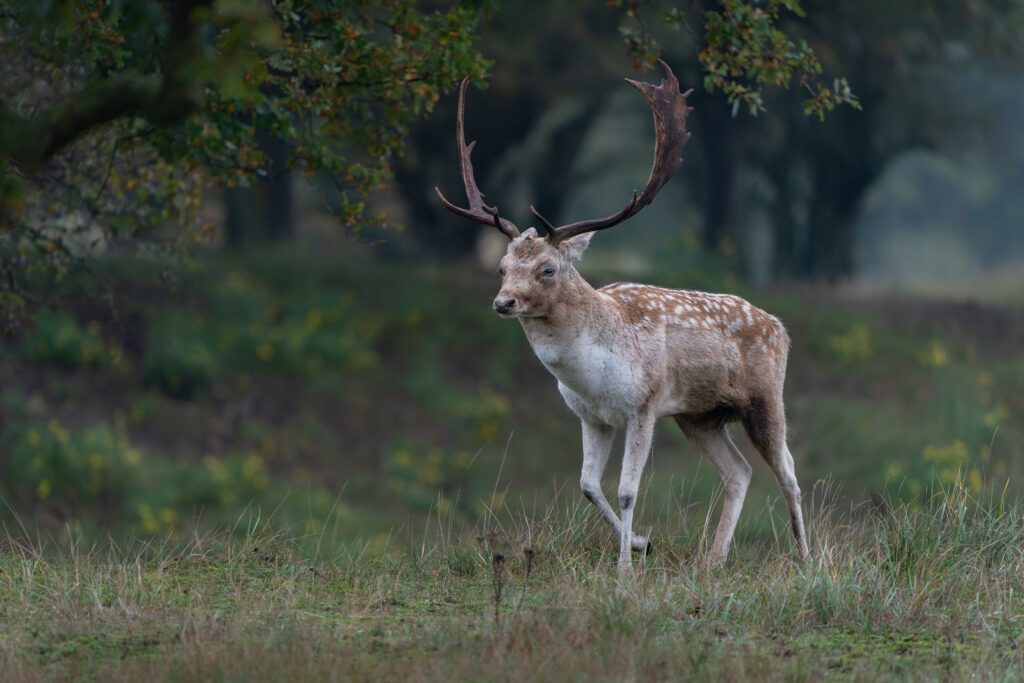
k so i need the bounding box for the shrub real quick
[19,310,109,369]
[204,275,379,377]
[138,271,381,398]
[1,417,347,538]
[142,318,216,398]
[2,418,140,517]
[384,445,472,512]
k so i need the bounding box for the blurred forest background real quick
[1,0,1023,553]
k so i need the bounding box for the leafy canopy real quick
[0,0,861,320]
[0,0,489,315]
[613,0,860,118]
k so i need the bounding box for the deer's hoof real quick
[630,535,651,554]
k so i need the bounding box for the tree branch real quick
[0,0,212,170]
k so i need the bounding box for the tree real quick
[750,0,1024,280]
[396,1,628,258]
[0,0,489,317]
[411,0,859,264]
[12,0,970,294]
[623,0,1022,281]
[611,0,859,272]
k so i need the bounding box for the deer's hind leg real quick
[675,415,752,566]
[742,396,809,560]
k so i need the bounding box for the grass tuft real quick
[1,477,1023,680]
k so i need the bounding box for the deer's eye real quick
[541,267,555,277]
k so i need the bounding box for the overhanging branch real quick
[0,0,212,170]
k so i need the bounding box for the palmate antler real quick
[436,60,692,245]
[534,61,693,245]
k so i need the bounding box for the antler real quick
[435,77,520,240]
[535,60,693,246]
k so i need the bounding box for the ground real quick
[2,480,1023,681]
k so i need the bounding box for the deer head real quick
[436,61,692,318]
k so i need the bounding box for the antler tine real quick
[485,204,504,229]
[436,77,520,240]
[539,192,639,242]
[528,205,558,236]
[543,60,692,246]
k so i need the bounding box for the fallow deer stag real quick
[436,61,809,574]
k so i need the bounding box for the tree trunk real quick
[529,96,606,228]
[770,163,799,281]
[224,186,255,249]
[261,134,293,242]
[694,85,740,255]
[803,104,876,281]
[394,89,545,260]
[223,132,293,248]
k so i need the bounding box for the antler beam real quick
[435,77,520,240]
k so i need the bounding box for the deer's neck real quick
[518,270,614,367]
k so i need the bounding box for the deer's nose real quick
[493,297,516,314]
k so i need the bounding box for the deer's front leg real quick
[618,412,656,576]
[580,420,650,553]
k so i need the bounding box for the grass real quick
[2,479,1023,682]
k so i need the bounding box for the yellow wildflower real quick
[830,324,872,363]
[305,309,324,332]
[968,468,984,495]
[137,504,159,534]
[47,418,69,444]
[919,341,949,368]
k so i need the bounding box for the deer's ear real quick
[520,227,539,239]
[558,232,594,261]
